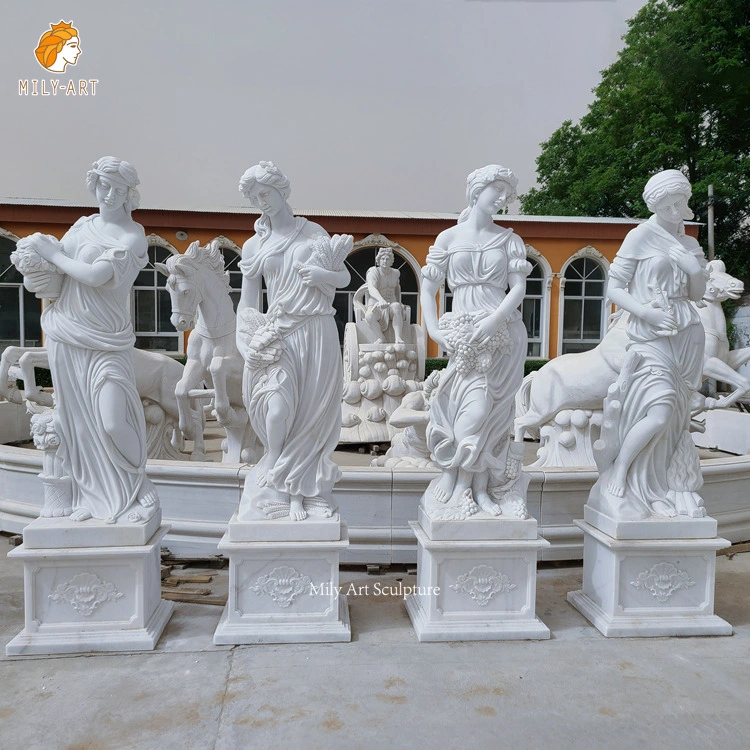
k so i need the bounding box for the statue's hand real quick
[22,270,51,293]
[469,315,500,346]
[640,304,676,332]
[297,264,328,288]
[668,247,702,275]
[30,234,62,263]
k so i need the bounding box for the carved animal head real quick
[157,240,232,330]
[704,259,744,303]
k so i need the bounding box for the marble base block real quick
[213,520,351,645]
[405,521,550,642]
[568,520,732,638]
[6,525,173,656]
[22,510,162,549]
[584,504,717,540]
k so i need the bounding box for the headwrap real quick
[642,170,692,213]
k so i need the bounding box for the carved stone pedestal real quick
[6,521,173,656]
[405,513,550,642]
[213,512,351,644]
[568,514,732,637]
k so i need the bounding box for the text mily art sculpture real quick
[569,170,732,637]
[406,165,550,641]
[6,157,173,655]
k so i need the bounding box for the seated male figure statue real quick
[363,247,409,344]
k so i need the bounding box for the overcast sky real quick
[1,0,646,213]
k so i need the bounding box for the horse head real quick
[705,259,744,303]
[156,242,203,331]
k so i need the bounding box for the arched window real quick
[218,246,243,311]
[336,247,419,343]
[561,256,606,354]
[0,233,42,354]
[132,244,181,352]
[523,259,544,357]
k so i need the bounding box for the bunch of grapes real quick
[439,312,511,375]
[456,488,480,517]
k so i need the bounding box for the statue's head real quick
[376,247,394,268]
[86,156,140,213]
[35,21,81,73]
[239,161,291,213]
[459,164,518,223]
[643,170,693,222]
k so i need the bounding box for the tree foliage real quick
[520,0,750,278]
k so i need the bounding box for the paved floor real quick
[1,538,749,750]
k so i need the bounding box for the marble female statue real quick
[420,165,532,518]
[15,157,158,524]
[589,169,708,521]
[236,161,351,521]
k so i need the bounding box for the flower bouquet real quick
[11,235,65,299]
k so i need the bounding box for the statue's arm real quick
[420,274,445,346]
[607,266,675,332]
[366,267,387,305]
[237,272,261,317]
[30,233,115,287]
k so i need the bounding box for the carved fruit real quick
[360,379,383,400]
[342,382,361,404]
[382,375,406,397]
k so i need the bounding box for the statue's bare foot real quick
[652,500,677,518]
[433,471,455,504]
[475,490,502,516]
[137,477,158,508]
[289,496,307,521]
[70,508,92,522]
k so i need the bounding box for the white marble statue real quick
[589,170,708,521]
[517,260,750,468]
[420,165,532,519]
[339,245,425,445]
[236,161,351,521]
[699,259,750,403]
[362,248,410,344]
[157,239,260,464]
[13,156,158,525]
[371,369,441,469]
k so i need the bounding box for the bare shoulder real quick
[433,226,458,248]
[121,223,147,254]
[302,220,328,240]
[242,234,260,257]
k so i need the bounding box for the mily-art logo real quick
[19,20,98,96]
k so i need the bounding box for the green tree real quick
[521,0,750,278]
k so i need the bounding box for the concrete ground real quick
[1,540,749,750]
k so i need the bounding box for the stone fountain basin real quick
[1,424,748,563]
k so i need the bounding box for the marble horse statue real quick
[157,239,260,464]
[0,345,192,462]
